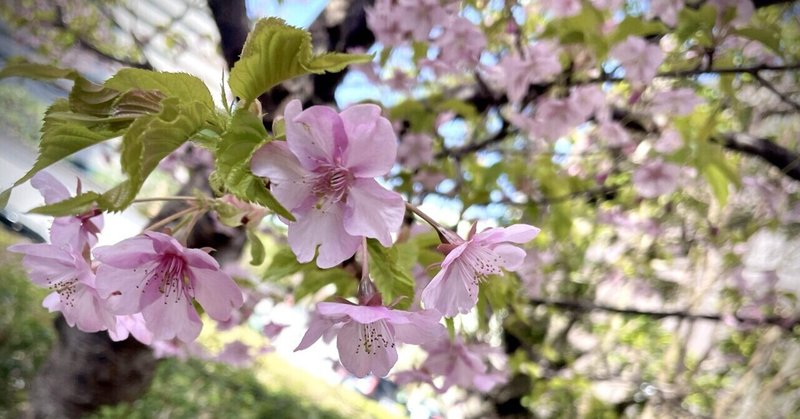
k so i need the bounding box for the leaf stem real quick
[145,206,199,232]
[132,196,201,203]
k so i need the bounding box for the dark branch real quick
[529,298,800,331]
[713,134,800,181]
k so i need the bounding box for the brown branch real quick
[713,134,800,181]
[529,298,800,331]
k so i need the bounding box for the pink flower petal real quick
[336,320,398,377]
[493,244,528,271]
[93,236,158,269]
[251,141,314,212]
[30,171,71,204]
[190,267,244,322]
[339,104,397,177]
[421,263,477,317]
[285,99,346,170]
[287,204,361,268]
[392,309,445,344]
[343,178,405,247]
[318,302,401,324]
[142,293,202,342]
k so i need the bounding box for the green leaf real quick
[367,238,415,309]
[264,246,305,282]
[0,60,79,82]
[733,26,783,56]
[229,17,370,104]
[98,98,211,211]
[702,164,731,206]
[295,269,356,301]
[13,100,118,190]
[0,188,11,209]
[29,192,101,216]
[105,68,215,109]
[210,109,293,220]
[246,229,266,266]
[305,52,372,73]
[609,16,668,45]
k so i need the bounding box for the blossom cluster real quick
[10,172,244,344]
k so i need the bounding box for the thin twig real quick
[752,72,800,112]
[145,206,198,232]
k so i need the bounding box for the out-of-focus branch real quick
[529,298,799,331]
[712,134,800,181]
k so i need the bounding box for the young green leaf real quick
[228,17,370,105]
[210,109,293,220]
[367,238,416,309]
[246,229,266,266]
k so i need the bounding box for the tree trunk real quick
[29,317,157,418]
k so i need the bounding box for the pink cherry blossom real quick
[654,129,683,154]
[421,224,540,317]
[262,321,288,339]
[251,100,405,268]
[540,0,582,17]
[216,340,253,367]
[610,36,664,85]
[591,0,623,10]
[421,336,508,392]
[397,133,434,170]
[397,0,457,42]
[108,313,153,344]
[649,0,684,26]
[595,121,633,149]
[497,41,562,103]
[94,232,244,342]
[295,302,445,377]
[434,17,486,70]
[632,159,681,198]
[366,0,407,47]
[648,88,703,116]
[31,171,103,251]
[9,242,116,333]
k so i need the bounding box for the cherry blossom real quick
[397,132,434,170]
[610,36,664,85]
[497,41,562,104]
[397,0,456,41]
[649,0,684,27]
[251,100,405,268]
[539,0,582,17]
[648,88,704,116]
[632,159,681,198]
[295,301,445,377]
[31,171,103,251]
[654,129,683,154]
[108,313,153,344]
[422,224,540,317]
[422,336,508,392]
[434,17,486,70]
[94,232,244,342]
[365,0,406,47]
[9,242,116,333]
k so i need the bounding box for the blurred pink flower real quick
[435,17,486,70]
[94,232,244,342]
[649,88,703,116]
[251,100,405,268]
[216,341,253,367]
[31,171,103,252]
[632,159,681,198]
[649,0,683,26]
[421,336,508,392]
[497,41,562,103]
[422,224,540,316]
[654,129,683,154]
[296,302,445,377]
[611,37,664,85]
[540,0,582,17]
[398,133,434,170]
[366,0,407,46]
